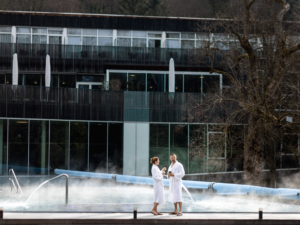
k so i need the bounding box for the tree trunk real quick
[243,115,263,186]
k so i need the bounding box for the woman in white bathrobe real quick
[150,157,166,216]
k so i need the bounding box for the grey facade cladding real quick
[0,11,204,32]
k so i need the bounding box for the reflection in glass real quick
[175,75,183,92]
[208,133,226,172]
[83,37,97,46]
[117,30,131,37]
[166,33,180,38]
[29,121,49,175]
[128,73,145,91]
[0,34,11,43]
[89,122,107,172]
[60,75,76,88]
[147,74,164,92]
[98,37,113,46]
[32,28,47,34]
[16,34,31,43]
[117,38,131,47]
[132,38,146,47]
[166,40,180,49]
[68,36,81,45]
[0,120,7,176]
[181,40,194,49]
[48,30,63,35]
[49,36,62,44]
[8,120,28,175]
[98,30,113,36]
[189,125,207,173]
[50,121,69,174]
[133,31,147,37]
[108,123,123,174]
[6,74,12,84]
[32,35,47,44]
[83,29,97,35]
[181,33,195,39]
[170,124,188,170]
[70,122,88,171]
[149,124,169,175]
[25,74,41,86]
[203,75,220,93]
[109,73,127,91]
[184,75,202,93]
[67,29,81,35]
[0,26,12,32]
[17,27,31,33]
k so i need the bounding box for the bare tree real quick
[189,0,300,187]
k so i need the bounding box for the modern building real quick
[0,11,294,181]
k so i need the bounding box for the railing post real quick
[65,174,69,205]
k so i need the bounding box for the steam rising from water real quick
[1,178,300,212]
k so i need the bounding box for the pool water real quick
[1,181,300,213]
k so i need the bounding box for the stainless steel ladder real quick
[9,169,23,195]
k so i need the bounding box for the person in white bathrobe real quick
[150,157,166,216]
[167,153,185,216]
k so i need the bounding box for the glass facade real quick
[0,119,123,176]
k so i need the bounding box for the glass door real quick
[76,82,103,89]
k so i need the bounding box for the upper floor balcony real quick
[0,43,223,73]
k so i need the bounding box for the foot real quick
[177,212,183,216]
[157,212,163,215]
[151,210,158,216]
[169,211,178,215]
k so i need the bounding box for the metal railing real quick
[26,174,69,205]
[9,169,23,195]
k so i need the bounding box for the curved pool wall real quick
[54,169,300,201]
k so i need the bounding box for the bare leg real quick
[178,202,182,213]
[151,203,159,215]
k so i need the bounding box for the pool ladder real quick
[9,169,23,195]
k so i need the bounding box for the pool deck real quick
[2,213,300,224]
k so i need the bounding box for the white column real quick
[11,26,16,43]
[162,32,166,48]
[113,29,117,46]
[136,123,149,176]
[62,28,68,45]
[123,122,136,175]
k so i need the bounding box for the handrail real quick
[25,173,69,205]
[9,169,23,195]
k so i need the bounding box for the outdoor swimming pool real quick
[1,179,300,213]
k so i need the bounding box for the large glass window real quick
[0,120,7,176]
[147,74,164,92]
[117,38,131,47]
[184,75,202,93]
[132,38,146,47]
[203,75,220,93]
[98,37,112,46]
[29,121,49,175]
[175,74,183,92]
[89,122,107,172]
[8,120,29,175]
[24,74,41,86]
[60,75,76,88]
[108,123,123,174]
[70,122,88,171]
[189,125,207,173]
[170,124,188,170]
[149,124,169,174]
[50,121,69,174]
[0,26,11,43]
[109,73,127,91]
[128,73,146,91]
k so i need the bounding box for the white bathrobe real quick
[168,161,185,203]
[151,164,165,204]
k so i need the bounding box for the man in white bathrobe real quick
[167,153,185,216]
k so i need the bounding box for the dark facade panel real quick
[0,11,207,32]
